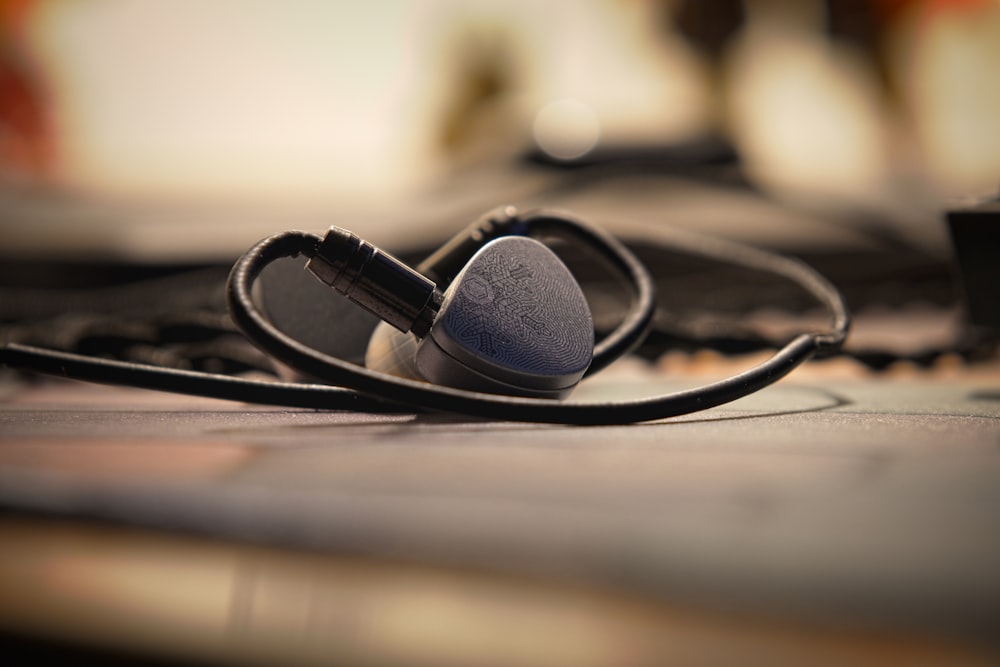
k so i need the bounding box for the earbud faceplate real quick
[415,236,593,398]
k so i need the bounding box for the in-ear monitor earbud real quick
[306,226,593,399]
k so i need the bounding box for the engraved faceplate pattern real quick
[434,237,593,378]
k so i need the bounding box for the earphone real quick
[1,206,850,424]
[362,234,595,398]
[265,206,651,399]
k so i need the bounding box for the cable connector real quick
[306,227,443,337]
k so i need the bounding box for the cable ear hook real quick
[413,205,658,376]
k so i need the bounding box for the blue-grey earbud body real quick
[367,236,593,398]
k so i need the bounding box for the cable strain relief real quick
[410,289,443,338]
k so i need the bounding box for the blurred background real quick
[2,0,997,249]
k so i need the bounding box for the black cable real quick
[612,222,851,356]
[0,342,399,413]
[1,212,849,425]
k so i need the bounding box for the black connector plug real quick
[306,227,443,337]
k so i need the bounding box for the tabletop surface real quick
[2,362,999,664]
